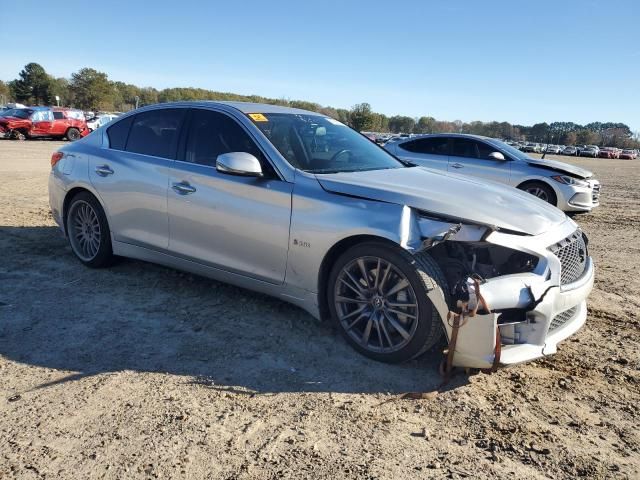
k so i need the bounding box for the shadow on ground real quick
[0,226,467,395]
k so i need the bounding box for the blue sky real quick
[1,0,639,130]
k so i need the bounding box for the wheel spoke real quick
[385,278,409,297]
[356,259,371,288]
[344,269,366,296]
[346,311,368,330]
[373,314,384,348]
[379,318,394,348]
[378,263,391,293]
[340,304,367,321]
[386,301,418,308]
[90,237,100,254]
[372,258,382,289]
[383,311,411,340]
[340,277,365,298]
[386,307,417,320]
[361,312,374,345]
[335,295,369,304]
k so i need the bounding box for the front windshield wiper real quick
[311,166,402,174]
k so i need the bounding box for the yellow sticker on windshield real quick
[248,113,268,122]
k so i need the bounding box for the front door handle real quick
[95,165,114,176]
[451,163,464,169]
[172,182,197,195]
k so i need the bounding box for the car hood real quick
[525,157,592,179]
[316,167,568,236]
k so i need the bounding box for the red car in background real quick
[620,149,637,160]
[0,107,89,141]
[598,147,615,159]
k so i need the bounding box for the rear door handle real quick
[172,182,196,195]
[95,165,114,176]
[451,163,464,169]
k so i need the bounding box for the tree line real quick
[2,62,638,148]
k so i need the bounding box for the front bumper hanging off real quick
[426,220,595,369]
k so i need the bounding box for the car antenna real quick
[541,132,550,160]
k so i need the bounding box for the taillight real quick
[51,152,64,168]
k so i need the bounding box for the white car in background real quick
[385,133,601,212]
[87,114,119,131]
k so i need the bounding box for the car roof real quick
[144,100,322,116]
[396,133,496,142]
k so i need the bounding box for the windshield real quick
[248,113,405,173]
[2,108,31,119]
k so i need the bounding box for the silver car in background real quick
[49,102,594,368]
[384,134,600,212]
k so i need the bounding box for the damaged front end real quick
[401,207,594,369]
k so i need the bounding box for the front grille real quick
[592,183,601,203]
[549,306,577,332]
[549,230,588,285]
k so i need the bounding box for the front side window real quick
[183,109,273,176]
[249,113,405,173]
[125,109,186,159]
[400,137,449,155]
[476,140,499,159]
[451,138,478,158]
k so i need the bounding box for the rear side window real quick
[125,109,186,159]
[53,111,64,120]
[107,115,134,150]
[400,137,449,155]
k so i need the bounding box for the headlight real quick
[551,175,589,187]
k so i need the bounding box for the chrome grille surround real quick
[549,230,588,285]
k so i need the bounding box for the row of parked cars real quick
[507,141,638,159]
[0,105,120,141]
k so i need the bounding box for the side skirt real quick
[112,240,320,319]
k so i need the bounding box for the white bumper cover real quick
[431,218,594,369]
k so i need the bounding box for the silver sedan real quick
[384,134,600,212]
[49,102,594,368]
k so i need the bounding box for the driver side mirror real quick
[216,152,263,177]
[488,151,506,161]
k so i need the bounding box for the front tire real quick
[327,242,446,363]
[66,128,81,141]
[519,181,557,206]
[66,192,114,268]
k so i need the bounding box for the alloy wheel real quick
[334,256,419,353]
[68,200,102,261]
[525,186,549,202]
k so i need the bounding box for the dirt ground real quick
[0,140,638,479]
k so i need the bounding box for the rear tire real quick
[518,181,557,206]
[66,192,114,268]
[327,242,447,363]
[66,128,81,141]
